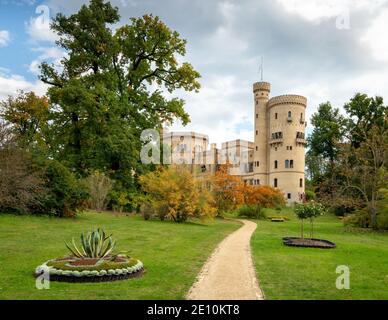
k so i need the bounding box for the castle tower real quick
[252,82,307,203]
[253,82,271,185]
[267,94,307,203]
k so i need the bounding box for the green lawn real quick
[251,208,388,300]
[0,211,239,300]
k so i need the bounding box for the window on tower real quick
[287,193,291,199]
[256,130,258,135]
[285,160,290,168]
[274,160,278,169]
[275,113,278,119]
[290,160,294,168]
[256,113,258,118]
[300,178,303,188]
[274,178,278,188]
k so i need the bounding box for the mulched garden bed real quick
[282,237,336,249]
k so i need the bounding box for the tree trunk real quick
[370,204,378,230]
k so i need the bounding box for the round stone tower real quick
[267,94,307,203]
[253,82,271,185]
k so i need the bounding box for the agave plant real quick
[65,228,116,259]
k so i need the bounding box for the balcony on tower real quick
[296,131,307,145]
[270,131,283,145]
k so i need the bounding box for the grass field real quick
[0,211,239,300]
[250,208,388,300]
[1,209,387,300]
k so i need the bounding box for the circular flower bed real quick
[36,254,144,282]
[282,237,336,249]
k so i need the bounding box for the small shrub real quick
[140,203,155,221]
[237,205,266,220]
[305,189,316,201]
[343,210,371,228]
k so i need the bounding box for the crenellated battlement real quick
[268,94,307,108]
[253,82,271,92]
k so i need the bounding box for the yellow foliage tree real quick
[139,165,216,222]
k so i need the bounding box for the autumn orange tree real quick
[237,184,286,219]
[210,164,245,215]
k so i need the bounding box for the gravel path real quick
[186,219,264,300]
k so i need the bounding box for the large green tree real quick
[307,102,345,198]
[344,93,387,147]
[39,0,200,205]
[308,102,345,164]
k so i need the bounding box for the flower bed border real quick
[35,259,144,283]
[282,237,336,249]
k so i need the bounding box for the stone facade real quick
[253,82,307,203]
[162,81,307,203]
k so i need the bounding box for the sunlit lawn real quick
[0,211,239,300]
[251,208,388,300]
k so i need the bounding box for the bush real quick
[305,189,316,201]
[343,210,371,228]
[0,146,45,214]
[0,124,46,214]
[237,205,266,220]
[40,160,89,217]
[139,166,217,222]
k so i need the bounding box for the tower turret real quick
[253,82,271,185]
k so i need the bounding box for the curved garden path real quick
[186,219,264,300]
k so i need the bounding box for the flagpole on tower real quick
[260,56,264,81]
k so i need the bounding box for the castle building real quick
[162,81,307,203]
[252,82,307,203]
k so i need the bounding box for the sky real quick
[1,0,388,147]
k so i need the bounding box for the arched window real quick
[290,160,294,168]
[274,160,278,169]
[300,178,303,187]
[274,178,278,188]
[285,160,290,168]
[288,111,292,117]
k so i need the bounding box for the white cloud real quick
[0,30,10,47]
[360,8,388,62]
[25,9,58,43]
[0,73,48,101]
[169,74,254,145]
[28,46,65,74]
[276,0,387,23]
